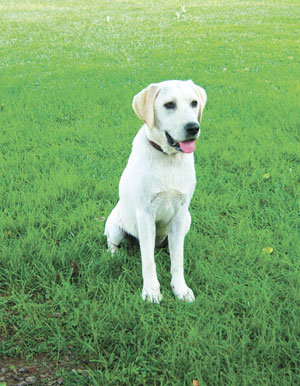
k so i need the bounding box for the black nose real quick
[184,122,200,136]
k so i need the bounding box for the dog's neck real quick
[144,125,178,156]
[148,140,164,153]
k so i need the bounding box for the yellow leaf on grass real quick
[263,247,274,254]
[263,173,270,179]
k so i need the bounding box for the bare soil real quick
[0,357,89,386]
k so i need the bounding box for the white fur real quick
[105,80,207,303]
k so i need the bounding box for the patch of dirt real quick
[0,357,89,386]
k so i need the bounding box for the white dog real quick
[105,80,207,303]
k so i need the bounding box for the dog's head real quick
[132,80,207,154]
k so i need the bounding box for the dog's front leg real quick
[136,209,162,303]
[169,208,195,302]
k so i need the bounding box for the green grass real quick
[0,0,300,384]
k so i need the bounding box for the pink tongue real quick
[179,140,196,153]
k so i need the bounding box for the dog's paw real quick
[107,242,120,254]
[142,286,162,304]
[171,283,195,303]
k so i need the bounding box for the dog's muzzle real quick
[165,130,198,154]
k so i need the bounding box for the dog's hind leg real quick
[104,203,126,254]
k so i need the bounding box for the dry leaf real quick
[193,380,200,386]
[26,367,37,373]
[262,247,274,254]
[95,216,106,222]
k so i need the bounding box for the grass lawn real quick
[0,0,300,384]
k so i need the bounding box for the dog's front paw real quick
[142,285,162,304]
[171,283,195,303]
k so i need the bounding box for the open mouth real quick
[165,132,196,154]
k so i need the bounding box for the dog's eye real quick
[191,100,198,108]
[164,101,176,110]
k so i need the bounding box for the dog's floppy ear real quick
[132,84,160,129]
[190,81,207,122]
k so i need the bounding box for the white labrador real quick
[105,80,207,303]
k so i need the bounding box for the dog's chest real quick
[153,189,185,224]
[149,161,196,224]
[151,155,196,198]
